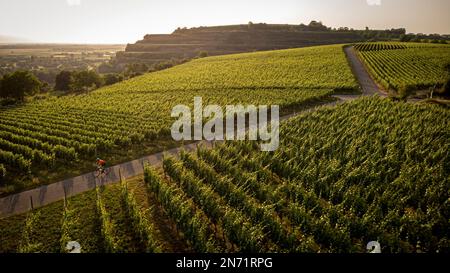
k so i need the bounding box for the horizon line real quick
[2,22,449,45]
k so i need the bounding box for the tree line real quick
[0,70,115,103]
[0,59,188,103]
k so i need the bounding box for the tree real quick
[55,71,73,91]
[124,63,149,78]
[400,34,412,42]
[411,36,421,43]
[103,73,124,86]
[0,71,41,101]
[307,21,327,31]
[71,70,103,92]
[152,61,174,72]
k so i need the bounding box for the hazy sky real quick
[0,0,449,44]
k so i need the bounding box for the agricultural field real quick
[355,42,450,93]
[0,44,357,195]
[0,44,124,71]
[0,44,126,85]
[1,97,448,253]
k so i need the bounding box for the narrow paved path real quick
[343,46,387,97]
[0,140,215,218]
[0,46,384,218]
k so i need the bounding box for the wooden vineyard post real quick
[29,196,34,211]
[63,185,68,209]
[141,160,145,172]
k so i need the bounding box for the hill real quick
[116,23,405,65]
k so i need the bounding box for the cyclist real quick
[96,158,107,174]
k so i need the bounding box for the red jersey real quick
[97,159,106,166]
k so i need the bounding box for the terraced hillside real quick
[0,44,357,195]
[1,97,448,253]
[117,23,369,64]
[355,42,450,93]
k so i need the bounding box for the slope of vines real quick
[354,42,407,51]
[1,97,448,253]
[355,42,450,91]
[143,97,449,253]
[0,44,357,193]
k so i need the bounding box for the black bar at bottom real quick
[0,253,445,272]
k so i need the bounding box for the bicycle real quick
[95,165,110,178]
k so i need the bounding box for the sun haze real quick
[0,0,449,43]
